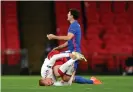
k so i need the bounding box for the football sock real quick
[74,76,93,84]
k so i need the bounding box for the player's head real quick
[39,78,53,86]
[67,9,79,21]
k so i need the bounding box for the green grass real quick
[1,76,133,92]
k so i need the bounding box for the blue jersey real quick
[68,20,81,53]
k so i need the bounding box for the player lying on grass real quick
[39,50,102,86]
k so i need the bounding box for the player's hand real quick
[47,34,56,40]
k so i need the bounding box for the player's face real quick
[67,11,73,21]
[44,78,54,86]
[39,78,54,86]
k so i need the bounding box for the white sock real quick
[59,59,77,73]
[47,53,70,66]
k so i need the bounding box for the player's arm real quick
[53,41,68,50]
[47,33,74,41]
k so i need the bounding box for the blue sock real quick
[74,61,78,70]
[74,76,93,84]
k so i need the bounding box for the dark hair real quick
[69,9,80,20]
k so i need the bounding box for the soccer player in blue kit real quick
[47,9,102,84]
[47,9,82,69]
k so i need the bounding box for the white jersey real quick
[40,52,75,86]
[41,58,56,82]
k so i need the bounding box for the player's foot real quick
[90,76,102,84]
[72,52,87,62]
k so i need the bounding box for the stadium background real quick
[1,1,133,75]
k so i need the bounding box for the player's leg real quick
[53,61,76,81]
[53,65,71,82]
[71,52,95,84]
[73,76,102,84]
[64,65,93,84]
[57,52,86,77]
[58,58,77,76]
[47,53,70,67]
[62,64,75,82]
[74,76,93,84]
[41,52,73,77]
[46,51,83,67]
[52,52,87,80]
[53,59,75,76]
[65,61,101,84]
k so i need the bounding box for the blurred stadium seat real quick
[113,1,126,13]
[98,1,112,13]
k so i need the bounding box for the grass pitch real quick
[1,76,133,92]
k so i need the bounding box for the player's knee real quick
[69,53,77,60]
[62,75,71,82]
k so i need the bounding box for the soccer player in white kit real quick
[39,50,86,86]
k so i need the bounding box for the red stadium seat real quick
[114,12,128,25]
[127,2,133,13]
[103,34,119,43]
[56,26,68,35]
[86,26,101,35]
[113,1,126,13]
[81,37,89,58]
[100,12,114,25]
[117,24,132,35]
[84,1,99,24]
[1,22,6,64]
[1,3,6,64]
[54,2,69,46]
[118,34,133,45]
[57,27,67,46]
[127,13,133,25]
[88,38,103,46]
[78,61,88,72]
[86,12,99,24]
[105,55,117,71]
[87,42,103,55]
[105,43,122,54]
[7,51,21,65]
[55,2,68,26]
[117,45,133,70]
[127,2,133,25]
[86,34,100,41]
[3,1,20,65]
[84,1,97,13]
[104,24,118,35]
[91,54,105,72]
[98,1,112,13]
[121,45,133,55]
[67,1,82,12]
